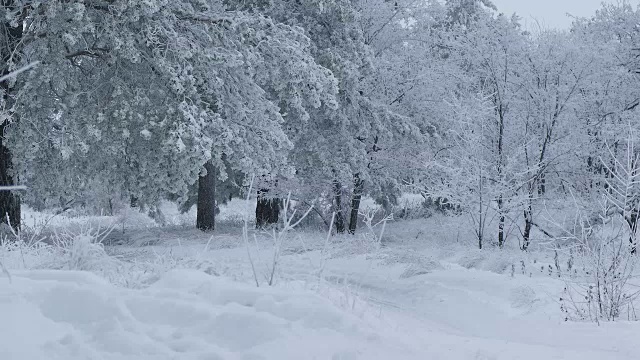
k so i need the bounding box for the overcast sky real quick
[491,0,636,30]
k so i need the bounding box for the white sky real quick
[490,0,637,29]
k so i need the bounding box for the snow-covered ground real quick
[1,202,639,359]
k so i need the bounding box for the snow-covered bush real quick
[242,179,314,287]
[558,134,640,322]
[359,207,393,250]
[50,223,118,273]
[558,200,640,323]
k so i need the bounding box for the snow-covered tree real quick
[425,11,528,248]
[229,0,407,234]
[1,0,337,231]
[517,30,609,249]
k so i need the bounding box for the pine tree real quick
[2,1,337,232]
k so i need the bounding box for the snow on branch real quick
[0,61,40,83]
[0,186,27,192]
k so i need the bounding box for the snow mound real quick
[378,251,444,278]
[457,249,519,274]
[0,269,418,360]
[508,285,540,312]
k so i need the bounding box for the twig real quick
[243,176,260,287]
[0,61,40,83]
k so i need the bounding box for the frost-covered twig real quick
[555,131,640,322]
[359,207,393,249]
[0,186,27,191]
[318,212,336,284]
[0,61,40,83]
[266,192,313,286]
[242,175,260,287]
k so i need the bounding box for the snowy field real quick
[1,201,639,360]
[6,1,640,359]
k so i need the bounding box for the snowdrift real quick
[0,269,417,360]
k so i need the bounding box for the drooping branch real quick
[65,47,110,60]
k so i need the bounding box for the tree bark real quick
[626,211,638,255]
[196,160,216,231]
[538,173,546,195]
[0,2,24,231]
[522,207,533,251]
[477,174,484,249]
[130,195,139,208]
[497,214,505,248]
[522,185,535,251]
[497,195,505,248]
[255,188,280,229]
[495,98,506,249]
[333,179,345,234]
[348,173,364,234]
[0,123,20,229]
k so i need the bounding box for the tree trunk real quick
[477,167,484,249]
[522,207,533,251]
[0,3,24,231]
[477,198,484,250]
[495,100,506,249]
[497,195,505,248]
[0,123,20,230]
[538,173,546,195]
[626,211,638,255]
[522,181,537,251]
[348,173,364,234]
[130,195,139,208]
[498,214,505,248]
[333,179,345,234]
[196,160,216,231]
[255,189,280,229]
